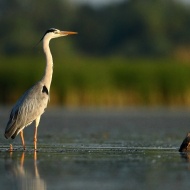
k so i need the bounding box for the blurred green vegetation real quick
[1,0,190,107]
[1,0,190,57]
[1,55,190,107]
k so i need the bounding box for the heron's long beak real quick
[60,31,78,35]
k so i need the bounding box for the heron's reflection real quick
[5,151,46,190]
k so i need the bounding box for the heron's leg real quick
[20,130,26,150]
[34,116,41,151]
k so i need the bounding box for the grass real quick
[1,55,190,107]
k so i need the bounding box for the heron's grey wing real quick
[4,82,49,139]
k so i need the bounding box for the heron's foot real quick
[34,145,37,151]
[34,137,37,151]
[9,144,13,152]
[34,149,38,153]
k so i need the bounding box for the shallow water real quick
[0,107,190,190]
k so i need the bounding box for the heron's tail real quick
[4,122,17,139]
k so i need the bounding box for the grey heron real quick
[4,28,77,150]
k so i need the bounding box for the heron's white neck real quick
[41,38,53,91]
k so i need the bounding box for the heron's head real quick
[40,28,77,42]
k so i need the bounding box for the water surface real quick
[0,107,190,190]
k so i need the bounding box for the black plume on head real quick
[35,28,59,47]
[39,28,58,42]
[44,28,57,35]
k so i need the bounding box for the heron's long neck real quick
[41,39,53,91]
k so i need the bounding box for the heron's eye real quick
[54,31,59,34]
